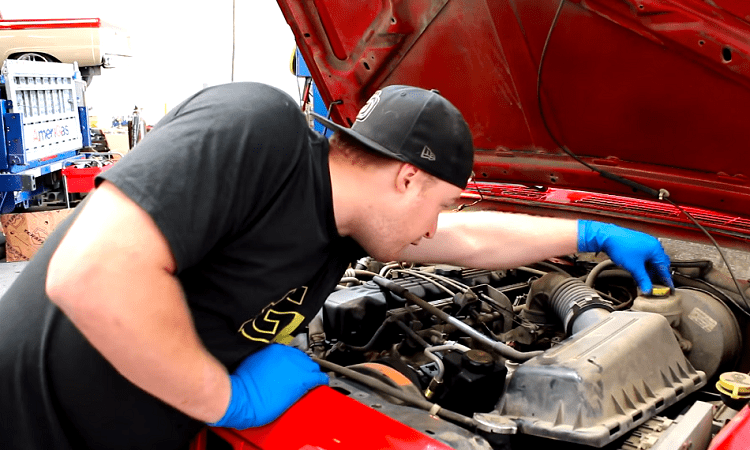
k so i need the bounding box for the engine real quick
[298,256,748,449]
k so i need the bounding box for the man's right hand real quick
[577,220,673,295]
[208,344,329,429]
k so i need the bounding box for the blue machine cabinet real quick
[0,60,90,213]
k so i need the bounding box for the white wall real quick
[1,1,300,126]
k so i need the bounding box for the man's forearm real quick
[45,181,231,424]
[47,264,231,423]
[402,211,579,268]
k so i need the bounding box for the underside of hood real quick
[278,0,750,245]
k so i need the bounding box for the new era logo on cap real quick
[421,146,436,161]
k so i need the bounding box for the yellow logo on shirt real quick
[239,286,308,345]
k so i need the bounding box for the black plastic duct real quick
[526,272,614,335]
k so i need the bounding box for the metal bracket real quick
[3,113,26,165]
[78,106,91,147]
[0,173,36,192]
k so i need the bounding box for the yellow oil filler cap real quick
[716,372,750,409]
[650,286,672,297]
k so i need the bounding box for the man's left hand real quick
[578,220,673,295]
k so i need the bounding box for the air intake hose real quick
[526,272,614,335]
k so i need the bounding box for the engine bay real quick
[298,253,749,449]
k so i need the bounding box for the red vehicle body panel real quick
[459,182,750,249]
[709,404,750,450]
[278,0,750,248]
[0,18,102,30]
[195,387,453,450]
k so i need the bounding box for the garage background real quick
[1,1,298,127]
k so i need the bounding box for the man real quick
[0,83,672,449]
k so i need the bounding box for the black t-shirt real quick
[98,82,363,366]
[0,82,363,449]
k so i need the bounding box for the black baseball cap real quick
[312,85,474,189]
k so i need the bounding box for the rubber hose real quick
[313,357,478,428]
[532,273,613,335]
[345,316,397,352]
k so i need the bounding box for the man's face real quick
[355,172,462,262]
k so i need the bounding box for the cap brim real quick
[311,112,407,163]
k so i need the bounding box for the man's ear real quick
[394,163,419,193]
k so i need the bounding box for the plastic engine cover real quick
[497,311,707,447]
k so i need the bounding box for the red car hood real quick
[278,0,750,248]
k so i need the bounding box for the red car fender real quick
[191,386,454,450]
[709,404,750,450]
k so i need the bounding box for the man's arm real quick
[46,181,231,423]
[399,210,672,294]
[400,211,579,269]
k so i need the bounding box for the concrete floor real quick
[0,261,27,297]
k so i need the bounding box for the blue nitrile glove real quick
[578,220,674,295]
[208,343,328,429]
